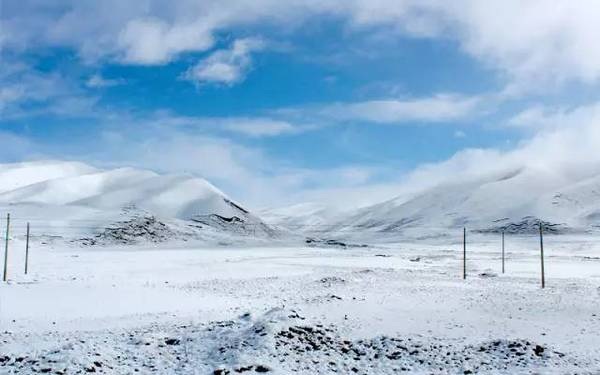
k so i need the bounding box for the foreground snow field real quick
[1,235,599,374]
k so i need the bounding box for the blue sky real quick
[2,1,600,208]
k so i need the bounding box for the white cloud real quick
[86,74,125,88]
[448,0,600,92]
[0,62,97,119]
[319,94,481,124]
[4,0,600,211]
[507,106,550,128]
[77,128,391,208]
[0,114,398,208]
[4,100,600,211]
[217,117,298,137]
[508,103,600,130]
[117,17,216,65]
[269,101,600,209]
[184,38,265,84]
[3,1,600,90]
[393,101,600,199]
[339,1,600,91]
[138,112,305,137]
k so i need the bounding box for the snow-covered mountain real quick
[0,161,273,244]
[259,202,350,229]
[5,160,600,245]
[332,166,600,235]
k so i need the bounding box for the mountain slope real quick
[259,202,350,229]
[0,161,272,244]
[333,166,600,234]
[0,160,98,194]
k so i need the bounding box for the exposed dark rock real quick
[305,238,368,248]
[476,217,568,234]
[319,276,346,286]
[254,365,271,372]
[164,338,180,346]
[77,215,176,246]
[191,214,276,238]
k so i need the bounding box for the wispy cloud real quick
[0,62,98,119]
[0,131,40,162]
[217,117,299,137]
[507,103,600,130]
[274,93,484,127]
[319,94,481,124]
[454,130,466,138]
[393,100,600,200]
[132,112,307,138]
[86,74,125,88]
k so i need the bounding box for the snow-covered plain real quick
[1,233,599,374]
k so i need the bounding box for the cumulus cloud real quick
[117,17,216,64]
[3,0,600,90]
[339,1,600,91]
[184,38,265,84]
[447,0,600,92]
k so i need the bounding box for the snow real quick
[0,161,98,194]
[331,166,600,236]
[0,161,272,245]
[1,234,599,373]
[1,160,599,373]
[260,202,350,229]
[0,162,250,221]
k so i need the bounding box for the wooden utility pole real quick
[501,230,505,274]
[539,223,545,288]
[463,227,467,280]
[25,222,30,275]
[2,213,10,282]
